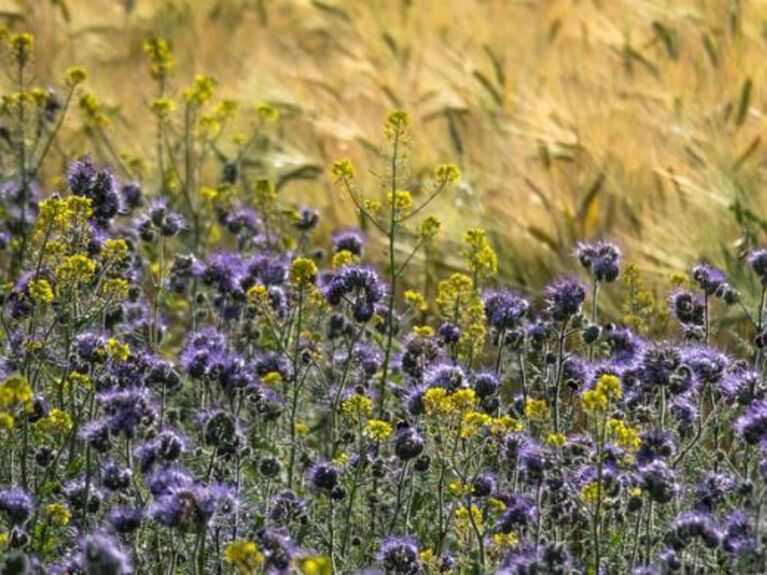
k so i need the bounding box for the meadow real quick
[1,0,767,573]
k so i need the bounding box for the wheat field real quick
[7,0,767,292]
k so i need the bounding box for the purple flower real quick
[332,229,365,256]
[544,277,586,322]
[258,527,295,573]
[82,531,133,574]
[97,387,157,439]
[483,288,529,331]
[323,264,385,322]
[108,506,144,534]
[735,400,767,444]
[308,461,339,491]
[639,460,678,504]
[269,491,308,527]
[378,535,420,574]
[425,363,465,392]
[666,511,721,550]
[575,240,621,282]
[0,487,33,525]
[394,426,425,461]
[179,328,227,379]
[748,248,767,284]
[67,156,121,226]
[691,263,726,296]
[722,510,755,555]
[669,290,705,327]
[149,481,234,532]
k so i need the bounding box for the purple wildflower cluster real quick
[3,104,767,575]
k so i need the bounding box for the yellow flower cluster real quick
[0,412,14,432]
[384,109,410,141]
[331,250,358,269]
[34,408,73,435]
[493,532,520,548]
[461,228,498,282]
[607,419,641,450]
[290,258,318,288]
[435,164,461,185]
[404,290,427,312]
[546,432,567,447]
[582,374,622,414]
[489,415,525,435]
[65,66,87,87]
[29,279,54,304]
[364,419,393,442]
[79,93,108,127]
[102,278,130,300]
[101,238,129,263]
[581,482,601,505]
[412,325,435,338]
[295,556,331,575]
[331,159,355,182]
[35,196,92,240]
[9,32,34,67]
[387,190,414,213]
[524,399,548,422]
[224,539,263,574]
[418,216,441,243]
[183,74,216,106]
[423,387,477,417]
[56,255,97,287]
[143,37,174,81]
[342,394,373,420]
[261,372,283,387]
[0,376,32,409]
[106,338,130,363]
[455,504,483,535]
[435,273,485,357]
[460,410,492,438]
[43,503,71,527]
[256,101,280,122]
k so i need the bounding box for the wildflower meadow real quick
[3,3,767,575]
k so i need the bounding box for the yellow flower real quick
[56,254,97,286]
[607,418,641,451]
[490,415,524,435]
[582,389,608,414]
[79,93,108,127]
[448,482,472,497]
[387,190,413,212]
[384,109,410,140]
[102,278,130,300]
[435,164,461,185]
[333,452,350,466]
[65,66,87,86]
[423,387,451,416]
[418,216,441,243]
[29,278,54,303]
[404,290,427,312]
[34,408,73,435]
[143,37,174,80]
[450,388,477,411]
[295,422,309,435]
[331,159,355,181]
[9,33,34,66]
[461,410,491,438]
[182,74,216,106]
[493,532,519,548]
[629,486,642,498]
[332,250,358,269]
[581,482,601,505]
[341,395,372,420]
[0,412,14,432]
[365,419,393,442]
[261,372,283,387]
[524,399,548,422]
[290,258,318,287]
[0,376,32,409]
[67,371,91,390]
[461,228,498,281]
[224,539,263,574]
[488,498,507,512]
[595,374,622,401]
[43,502,71,526]
[295,556,331,575]
[106,338,130,363]
[256,101,280,122]
[455,504,483,534]
[0,531,7,545]
[412,325,434,338]
[546,433,567,447]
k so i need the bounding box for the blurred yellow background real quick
[6,0,767,294]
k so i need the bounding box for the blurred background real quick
[4,0,767,299]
